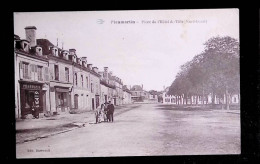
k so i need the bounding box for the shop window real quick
[65,67,69,82]
[54,65,59,80]
[37,66,43,81]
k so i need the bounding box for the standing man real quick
[108,101,115,122]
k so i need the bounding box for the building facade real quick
[14,27,50,118]
[15,26,131,119]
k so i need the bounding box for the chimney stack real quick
[25,26,37,47]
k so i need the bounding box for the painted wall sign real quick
[22,84,41,90]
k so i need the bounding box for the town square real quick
[14,9,240,158]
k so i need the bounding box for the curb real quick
[16,105,138,144]
[16,124,85,144]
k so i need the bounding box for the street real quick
[16,104,240,158]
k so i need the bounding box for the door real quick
[42,91,46,112]
[74,94,78,109]
[92,98,95,110]
[21,90,35,116]
[114,98,116,105]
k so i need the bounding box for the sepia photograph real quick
[14,9,240,158]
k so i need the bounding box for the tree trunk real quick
[195,95,198,105]
[225,89,230,110]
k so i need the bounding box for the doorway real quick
[92,98,95,110]
[74,94,79,109]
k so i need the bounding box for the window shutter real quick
[44,67,49,81]
[29,64,33,80]
[19,62,23,79]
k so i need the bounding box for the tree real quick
[168,36,239,109]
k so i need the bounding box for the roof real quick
[130,85,143,91]
[37,39,54,55]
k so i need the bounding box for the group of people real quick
[95,101,115,124]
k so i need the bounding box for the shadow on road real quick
[155,105,214,111]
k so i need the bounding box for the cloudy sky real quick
[14,9,239,91]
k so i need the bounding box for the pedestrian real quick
[108,101,115,122]
[94,105,101,124]
[105,102,110,122]
[31,102,39,119]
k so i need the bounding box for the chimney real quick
[87,64,92,70]
[25,26,37,47]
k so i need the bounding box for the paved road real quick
[16,104,240,158]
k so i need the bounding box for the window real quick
[75,73,77,86]
[54,65,59,80]
[22,62,29,79]
[37,66,43,81]
[81,75,83,87]
[91,83,93,93]
[65,67,69,82]
[86,76,89,88]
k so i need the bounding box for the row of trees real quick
[168,36,240,109]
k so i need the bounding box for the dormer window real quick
[36,47,42,56]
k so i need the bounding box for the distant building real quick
[162,87,240,105]
[148,90,160,102]
[122,85,132,104]
[130,85,150,102]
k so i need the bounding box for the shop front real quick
[19,82,45,118]
[55,87,71,112]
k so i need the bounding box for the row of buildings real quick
[14,26,132,119]
[162,87,240,105]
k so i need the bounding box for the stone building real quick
[14,26,130,119]
[130,85,150,102]
[14,26,50,118]
[122,85,132,104]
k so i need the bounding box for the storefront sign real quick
[56,88,70,92]
[22,84,41,90]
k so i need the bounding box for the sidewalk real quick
[16,104,139,144]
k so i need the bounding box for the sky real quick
[13,9,239,91]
